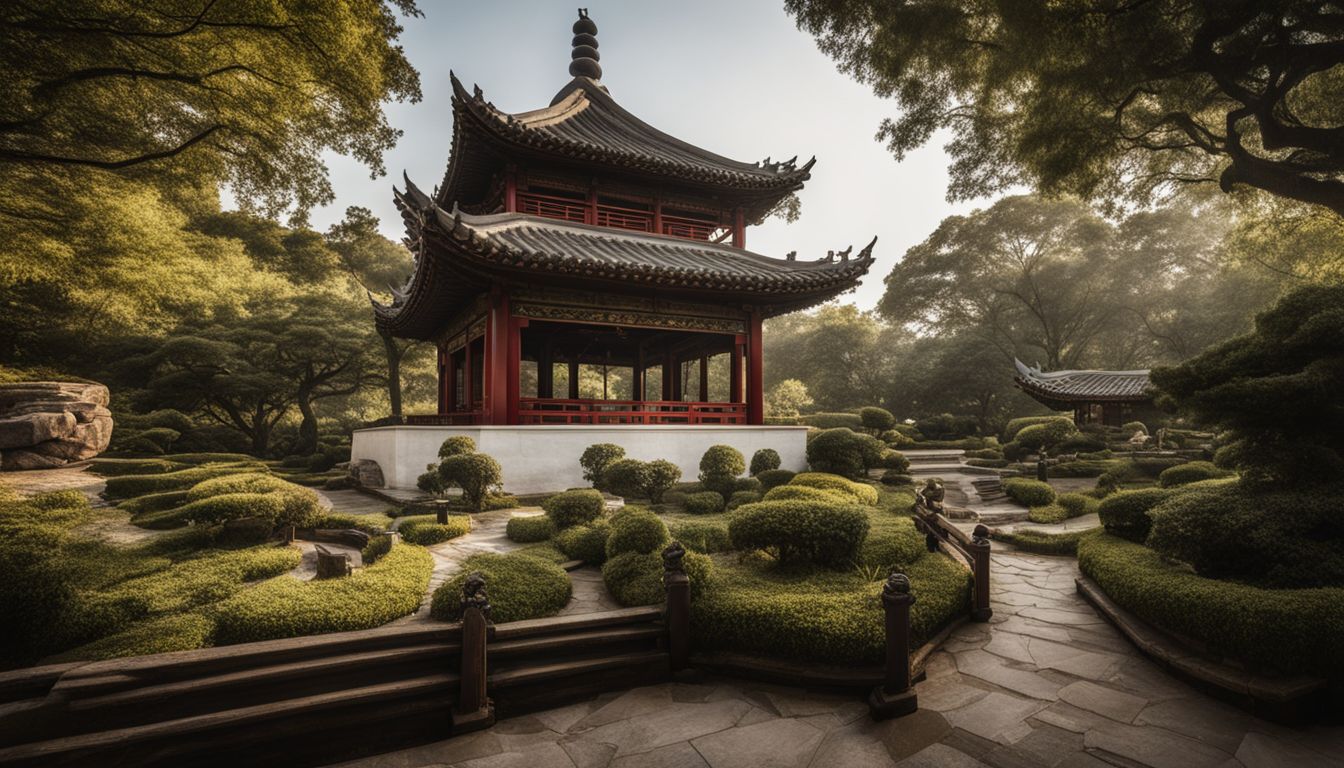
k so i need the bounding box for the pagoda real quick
[1013,360,1156,428]
[354,10,874,492]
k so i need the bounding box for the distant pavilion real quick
[1013,359,1156,428]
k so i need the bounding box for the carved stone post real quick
[662,542,690,672]
[970,524,994,622]
[869,570,918,720]
[453,571,495,732]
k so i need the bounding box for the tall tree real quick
[788,0,1344,216]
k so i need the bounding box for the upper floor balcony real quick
[516,190,738,245]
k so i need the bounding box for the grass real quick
[993,528,1094,556]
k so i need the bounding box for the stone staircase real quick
[903,449,1030,525]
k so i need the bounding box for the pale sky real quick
[305,0,999,311]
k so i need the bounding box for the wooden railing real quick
[914,499,993,622]
[515,191,725,243]
[517,398,746,425]
[405,412,482,426]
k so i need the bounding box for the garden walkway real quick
[328,461,1344,768]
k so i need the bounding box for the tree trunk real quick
[381,329,403,418]
[250,419,270,457]
[295,388,318,455]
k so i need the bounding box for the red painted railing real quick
[405,412,483,426]
[518,398,746,425]
[516,191,725,242]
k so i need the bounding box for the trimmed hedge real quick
[789,472,879,505]
[554,520,611,564]
[580,443,625,485]
[762,485,847,504]
[756,469,796,492]
[1004,415,1066,441]
[601,459,652,499]
[504,515,555,543]
[670,519,732,553]
[799,412,863,430]
[1056,492,1100,518]
[47,613,216,663]
[104,463,267,498]
[750,449,781,476]
[1015,418,1078,451]
[994,528,1092,556]
[878,450,910,472]
[314,511,395,536]
[1003,478,1056,507]
[1078,534,1344,677]
[212,542,432,644]
[1158,461,1233,487]
[605,509,670,557]
[699,445,746,499]
[1027,503,1068,524]
[859,407,897,434]
[805,428,884,479]
[728,499,869,568]
[602,550,713,606]
[683,491,726,515]
[726,490,761,510]
[1097,487,1176,543]
[542,489,605,529]
[400,514,473,545]
[880,471,914,486]
[430,551,571,623]
[90,458,188,476]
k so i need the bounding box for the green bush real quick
[806,428,884,479]
[601,458,652,498]
[1001,441,1027,462]
[790,472,879,505]
[859,514,926,572]
[1056,492,1100,518]
[1146,483,1344,587]
[728,498,869,568]
[671,520,732,553]
[762,484,846,503]
[994,528,1092,556]
[966,458,1010,469]
[362,534,393,564]
[118,490,190,516]
[438,435,477,458]
[860,407,897,434]
[877,450,910,472]
[431,551,571,623]
[1048,460,1114,478]
[1097,487,1176,542]
[1158,461,1233,487]
[186,472,322,528]
[554,520,611,564]
[166,452,256,465]
[1003,415,1066,441]
[799,412,863,430]
[882,429,916,447]
[1014,418,1078,451]
[645,459,682,503]
[1078,534,1344,676]
[1003,478,1056,507]
[47,613,217,663]
[915,413,978,441]
[317,511,395,537]
[542,489,605,529]
[505,515,555,543]
[683,491,726,515]
[580,443,625,485]
[964,448,1004,460]
[727,490,761,510]
[439,452,502,511]
[880,471,914,486]
[755,468,796,492]
[1027,503,1067,524]
[602,550,713,606]
[750,448,782,476]
[90,458,187,476]
[1056,433,1108,454]
[400,514,472,545]
[699,444,746,499]
[1121,421,1148,435]
[141,493,284,529]
[104,463,266,498]
[213,542,431,644]
[605,509,670,558]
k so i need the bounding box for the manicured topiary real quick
[1003,478,1056,507]
[756,468,796,492]
[554,519,611,564]
[542,489,604,529]
[149,492,284,529]
[859,407,897,435]
[671,520,732,553]
[1014,418,1077,451]
[799,412,864,430]
[580,443,625,486]
[763,485,847,503]
[882,429,916,447]
[104,463,266,498]
[789,472,879,505]
[699,445,746,499]
[601,458,652,499]
[1055,492,1100,518]
[1121,421,1148,435]
[1158,460,1233,487]
[436,435,476,458]
[439,452,502,511]
[90,458,188,476]
[683,490,727,515]
[1003,415,1064,441]
[1027,503,1068,524]
[728,498,870,568]
[805,428,885,479]
[602,550,713,606]
[749,448,782,476]
[1097,487,1176,543]
[605,509,670,558]
[727,490,761,510]
[645,460,682,503]
[398,514,473,545]
[505,515,555,543]
[880,471,914,486]
[878,450,910,472]
[431,551,571,623]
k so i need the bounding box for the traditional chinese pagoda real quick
[355,11,874,492]
[1013,359,1156,427]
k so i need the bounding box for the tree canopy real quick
[787,0,1344,216]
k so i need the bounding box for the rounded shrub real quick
[671,520,732,553]
[683,491,726,515]
[763,484,847,503]
[602,550,713,606]
[756,469,796,492]
[1097,487,1177,543]
[859,406,896,434]
[878,450,910,472]
[1014,418,1078,451]
[799,412,863,430]
[1158,461,1233,488]
[789,472,879,505]
[645,459,682,503]
[542,489,605,529]
[162,492,285,528]
[431,552,571,623]
[881,429,916,448]
[1121,421,1148,436]
[1056,492,1100,518]
[505,515,556,543]
[1004,415,1066,441]
[605,509,670,557]
[400,514,472,545]
[580,443,625,486]
[439,452,502,511]
[1003,478,1056,507]
[728,498,869,568]
[438,435,477,459]
[880,471,914,486]
[601,459,652,499]
[699,445,746,499]
[805,428,885,479]
[727,490,761,510]
[554,519,611,564]
[1027,503,1068,524]
[749,448,781,476]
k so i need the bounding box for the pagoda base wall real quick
[350,424,809,495]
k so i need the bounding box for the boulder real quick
[348,459,384,488]
[0,382,114,471]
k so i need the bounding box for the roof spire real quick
[569,9,601,80]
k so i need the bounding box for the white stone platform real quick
[350,424,808,494]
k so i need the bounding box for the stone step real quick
[490,625,664,661]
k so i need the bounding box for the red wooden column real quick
[462,341,474,415]
[437,345,448,415]
[484,291,513,425]
[698,353,709,402]
[732,207,745,249]
[504,164,518,213]
[506,317,526,424]
[747,310,764,424]
[730,334,745,404]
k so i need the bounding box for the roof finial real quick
[570,9,602,80]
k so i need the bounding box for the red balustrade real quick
[405,412,483,426]
[518,398,746,425]
[516,191,726,243]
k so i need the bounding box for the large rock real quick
[0,382,114,471]
[347,459,385,489]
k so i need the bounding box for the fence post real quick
[662,541,690,672]
[870,570,918,720]
[969,524,994,622]
[453,571,495,732]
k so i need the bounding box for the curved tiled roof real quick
[1013,359,1153,403]
[374,178,875,339]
